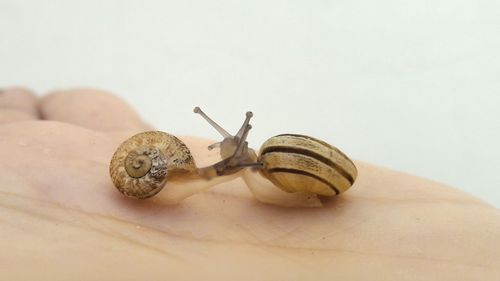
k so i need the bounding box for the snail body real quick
[109,107,357,206]
[192,107,358,199]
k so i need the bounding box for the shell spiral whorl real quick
[124,147,167,179]
[109,131,196,199]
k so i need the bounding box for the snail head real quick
[193,107,261,175]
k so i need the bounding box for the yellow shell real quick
[258,134,357,196]
[109,131,196,199]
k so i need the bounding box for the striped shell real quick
[109,131,196,199]
[258,134,357,196]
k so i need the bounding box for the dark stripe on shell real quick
[267,167,340,195]
[274,134,356,167]
[261,145,355,185]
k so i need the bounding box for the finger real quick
[1,122,498,280]
[39,88,151,132]
[0,87,40,122]
[0,109,37,124]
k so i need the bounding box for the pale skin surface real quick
[0,88,499,281]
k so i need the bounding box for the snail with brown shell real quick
[109,107,357,207]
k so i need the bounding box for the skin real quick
[0,88,498,281]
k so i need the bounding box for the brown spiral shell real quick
[109,131,196,199]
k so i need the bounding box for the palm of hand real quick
[1,89,498,280]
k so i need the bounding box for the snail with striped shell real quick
[109,107,357,207]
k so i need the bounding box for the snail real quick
[109,107,357,207]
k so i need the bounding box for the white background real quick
[1,0,499,206]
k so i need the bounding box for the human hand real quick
[1,88,498,280]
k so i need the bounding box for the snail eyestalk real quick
[231,124,251,161]
[236,111,253,138]
[193,106,231,138]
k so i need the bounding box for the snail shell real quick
[109,131,196,199]
[258,134,357,196]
